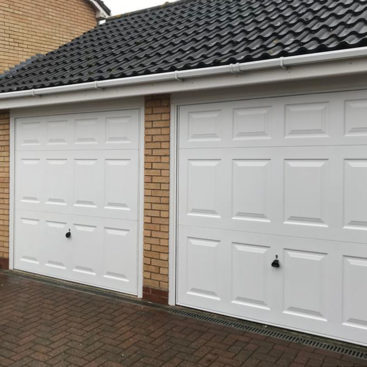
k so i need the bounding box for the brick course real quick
[143,95,170,303]
[0,111,9,268]
[0,0,97,74]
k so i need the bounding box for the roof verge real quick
[87,0,111,18]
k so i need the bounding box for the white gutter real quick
[2,46,367,102]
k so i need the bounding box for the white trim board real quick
[9,112,15,270]
[137,106,145,298]
[3,54,367,110]
[168,100,178,306]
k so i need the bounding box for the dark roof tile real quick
[1,0,367,93]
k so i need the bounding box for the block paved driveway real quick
[0,272,366,367]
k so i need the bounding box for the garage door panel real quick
[69,221,100,283]
[73,115,103,147]
[284,102,330,139]
[104,110,140,149]
[185,236,222,300]
[342,255,367,331]
[179,104,229,148]
[344,99,367,138]
[103,150,139,219]
[232,159,273,223]
[177,227,229,310]
[179,150,227,223]
[231,242,272,311]
[233,105,273,141]
[283,249,328,322]
[45,117,71,147]
[43,222,71,280]
[16,117,44,149]
[101,222,137,293]
[73,156,102,215]
[186,159,222,219]
[15,215,42,270]
[344,159,367,231]
[44,156,72,213]
[284,159,330,228]
[16,153,43,210]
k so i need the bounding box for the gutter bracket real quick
[280,57,288,70]
[230,63,241,74]
[174,71,183,82]
[31,89,40,98]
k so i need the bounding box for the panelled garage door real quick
[14,109,141,295]
[177,89,367,345]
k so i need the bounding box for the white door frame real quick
[168,100,178,305]
[9,97,145,298]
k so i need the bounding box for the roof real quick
[87,0,111,17]
[1,0,367,94]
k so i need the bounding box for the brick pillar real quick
[143,95,170,304]
[0,111,10,270]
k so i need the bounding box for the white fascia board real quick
[2,47,367,109]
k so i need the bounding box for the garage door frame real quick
[9,97,145,298]
[169,79,367,344]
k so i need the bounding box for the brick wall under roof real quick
[0,111,9,269]
[143,95,170,304]
[0,0,97,74]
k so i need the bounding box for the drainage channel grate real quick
[168,308,367,361]
[7,271,367,361]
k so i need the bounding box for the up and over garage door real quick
[177,89,367,345]
[14,109,142,295]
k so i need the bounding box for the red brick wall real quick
[143,95,171,304]
[0,0,97,74]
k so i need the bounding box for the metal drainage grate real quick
[168,308,367,361]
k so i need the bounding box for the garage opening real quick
[14,109,142,295]
[176,89,367,346]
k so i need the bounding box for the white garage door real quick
[177,89,367,345]
[14,109,141,295]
